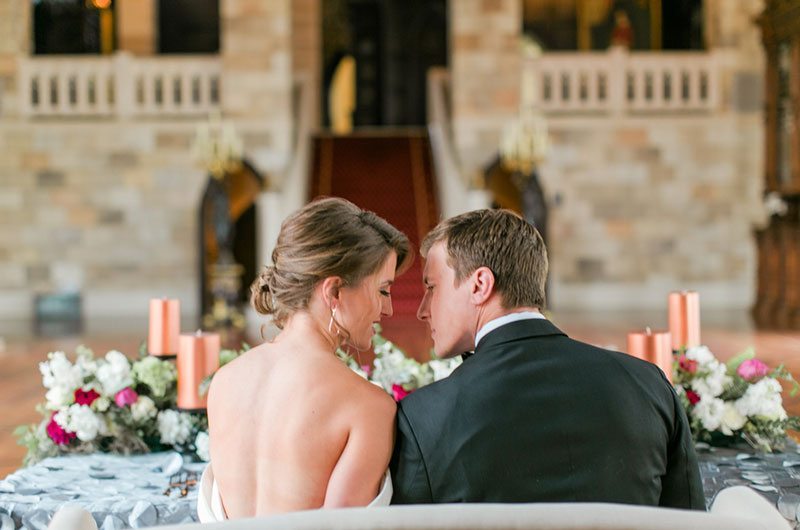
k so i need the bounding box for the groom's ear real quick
[469,267,495,305]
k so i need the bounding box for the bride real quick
[199,197,412,519]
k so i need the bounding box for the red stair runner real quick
[308,131,439,361]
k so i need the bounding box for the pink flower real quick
[686,390,701,405]
[361,365,373,377]
[114,387,138,407]
[74,388,100,406]
[46,413,76,446]
[678,355,698,374]
[737,359,770,381]
[392,384,412,401]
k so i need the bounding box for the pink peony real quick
[737,359,770,381]
[392,384,412,402]
[74,388,100,406]
[46,413,76,446]
[686,390,701,405]
[678,355,698,374]
[114,387,139,407]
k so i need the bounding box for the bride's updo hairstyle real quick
[251,197,412,329]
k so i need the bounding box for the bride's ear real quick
[320,276,343,306]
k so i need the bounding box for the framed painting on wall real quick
[577,0,661,50]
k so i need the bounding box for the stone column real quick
[117,0,156,55]
[450,0,521,183]
[291,0,321,128]
[220,0,293,180]
[0,0,30,118]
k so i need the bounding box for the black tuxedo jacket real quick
[390,319,705,509]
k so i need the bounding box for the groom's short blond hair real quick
[421,209,548,309]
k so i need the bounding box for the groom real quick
[390,209,705,509]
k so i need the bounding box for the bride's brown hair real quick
[251,197,412,331]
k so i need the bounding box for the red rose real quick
[392,384,412,401]
[678,355,698,374]
[74,388,100,406]
[686,389,701,405]
[46,413,76,446]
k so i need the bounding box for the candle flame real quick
[645,326,652,334]
[196,329,202,336]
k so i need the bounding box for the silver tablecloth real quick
[0,452,205,530]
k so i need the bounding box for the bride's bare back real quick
[205,197,412,518]
[207,332,395,517]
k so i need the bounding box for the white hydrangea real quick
[735,378,787,421]
[720,403,748,435]
[195,431,210,462]
[692,396,726,431]
[131,396,157,423]
[157,410,193,445]
[372,347,433,392]
[96,350,133,396]
[685,346,717,371]
[40,352,84,409]
[64,404,103,442]
[690,362,730,398]
[428,357,461,381]
[45,386,75,410]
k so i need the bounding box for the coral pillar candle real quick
[627,327,673,383]
[668,291,701,351]
[177,331,220,410]
[148,298,180,357]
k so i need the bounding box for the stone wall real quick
[0,0,293,321]
[449,0,767,310]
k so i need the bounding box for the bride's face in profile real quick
[337,251,398,351]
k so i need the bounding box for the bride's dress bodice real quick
[197,463,393,521]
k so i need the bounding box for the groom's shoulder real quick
[397,366,464,418]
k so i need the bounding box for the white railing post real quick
[115,52,134,119]
[608,46,627,117]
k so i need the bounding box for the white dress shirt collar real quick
[474,311,546,349]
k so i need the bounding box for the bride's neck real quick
[276,311,338,354]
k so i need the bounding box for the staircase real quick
[309,130,439,361]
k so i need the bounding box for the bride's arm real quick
[323,391,396,508]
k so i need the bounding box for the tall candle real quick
[148,298,180,357]
[627,327,673,383]
[668,291,701,351]
[177,331,220,410]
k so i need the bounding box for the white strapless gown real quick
[197,464,393,522]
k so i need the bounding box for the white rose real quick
[93,396,111,412]
[195,431,210,462]
[131,396,157,423]
[692,397,725,431]
[96,350,133,396]
[157,410,192,445]
[66,404,103,442]
[720,403,747,435]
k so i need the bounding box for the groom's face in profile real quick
[418,242,475,358]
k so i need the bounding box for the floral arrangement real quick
[16,328,459,466]
[15,346,211,466]
[673,345,800,452]
[338,325,461,400]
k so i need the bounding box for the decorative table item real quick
[668,290,701,351]
[177,332,220,410]
[148,298,180,358]
[626,327,673,382]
